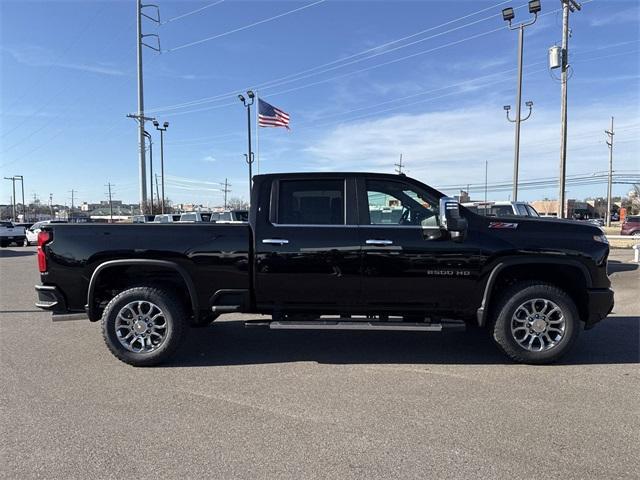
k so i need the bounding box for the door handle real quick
[366,239,393,246]
[262,238,289,245]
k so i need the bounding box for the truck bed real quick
[40,223,252,314]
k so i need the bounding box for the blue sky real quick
[1,0,638,207]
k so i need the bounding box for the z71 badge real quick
[489,222,519,229]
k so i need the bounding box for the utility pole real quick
[220,178,231,210]
[155,174,161,205]
[32,193,38,221]
[557,0,582,218]
[49,193,53,218]
[605,116,614,227]
[132,0,160,215]
[3,176,16,221]
[395,154,404,174]
[136,0,147,213]
[69,189,76,223]
[484,160,489,205]
[106,183,114,223]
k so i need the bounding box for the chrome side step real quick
[52,313,88,322]
[245,320,465,332]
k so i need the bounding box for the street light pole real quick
[153,120,169,214]
[501,1,540,201]
[14,175,25,221]
[143,130,153,214]
[239,91,255,203]
[3,177,16,221]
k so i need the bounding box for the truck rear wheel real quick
[101,287,186,367]
[491,282,580,364]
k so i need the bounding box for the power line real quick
[164,46,640,144]
[148,0,520,113]
[162,0,225,24]
[166,0,327,52]
[156,6,573,119]
[157,24,508,117]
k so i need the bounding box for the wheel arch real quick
[87,259,199,322]
[476,258,591,327]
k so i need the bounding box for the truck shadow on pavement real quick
[170,315,639,367]
[0,248,35,258]
[607,260,638,274]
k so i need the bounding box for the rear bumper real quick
[1,235,26,243]
[585,288,614,329]
[35,285,68,313]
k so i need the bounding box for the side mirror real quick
[439,197,468,241]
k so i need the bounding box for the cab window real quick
[365,179,439,227]
[277,179,344,225]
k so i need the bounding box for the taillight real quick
[37,230,51,273]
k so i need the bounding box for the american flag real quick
[258,98,290,129]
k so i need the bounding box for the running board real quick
[245,320,465,332]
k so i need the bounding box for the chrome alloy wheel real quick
[510,298,566,352]
[115,301,168,353]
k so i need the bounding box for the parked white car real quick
[25,220,67,245]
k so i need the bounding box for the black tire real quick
[101,286,186,367]
[491,282,580,364]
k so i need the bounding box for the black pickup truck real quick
[35,172,614,366]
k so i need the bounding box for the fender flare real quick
[87,259,199,321]
[475,257,592,327]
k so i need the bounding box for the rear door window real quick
[490,205,516,217]
[277,179,344,225]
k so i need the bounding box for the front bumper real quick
[585,288,614,329]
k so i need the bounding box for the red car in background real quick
[620,215,640,236]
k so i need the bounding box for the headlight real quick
[593,234,608,244]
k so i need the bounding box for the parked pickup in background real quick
[0,221,26,247]
[35,172,614,366]
[462,201,539,217]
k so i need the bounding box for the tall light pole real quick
[143,130,153,214]
[557,0,582,218]
[3,176,16,221]
[605,116,614,227]
[238,90,255,202]
[501,1,540,201]
[153,120,169,214]
[14,175,25,220]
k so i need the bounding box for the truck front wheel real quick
[491,282,580,364]
[101,287,186,367]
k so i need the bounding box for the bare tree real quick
[227,197,249,210]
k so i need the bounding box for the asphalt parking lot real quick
[1,247,638,479]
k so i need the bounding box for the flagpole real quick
[255,90,260,175]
